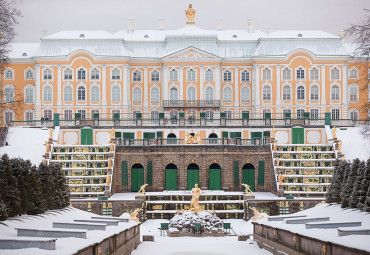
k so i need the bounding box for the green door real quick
[292,128,304,144]
[187,169,199,190]
[242,168,255,192]
[209,169,221,190]
[131,167,144,192]
[81,129,93,145]
[165,169,177,190]
[144,132,155,139]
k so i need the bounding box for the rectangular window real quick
[205,70,213,81]
[296,68,305,79]
[91,69,99,80]
[297,109,305,119]
[187,69,196,81]
[206,110,214,122]
[310,68,319,80]
[25,70,33,79]
[25,111,33,122]
[64,69,73,80]
[91,109,99,118]
[43,109,53,120]
[170,70,178,81]
[223,71,232,82]
[350,87,358,102]
[241,71,250,82]
[133,71,141,82]
[310,109,319,120]
[64,110,73,120]
[43,69,52,80]
[331,109,340,120]
[5,111,14,124]
[224,110,232,120]
[77,109,86,119]
[283,109,291,118]
[112,68,121,80]
[77,69,86,80]
[150,111,159,124]
[25,88,33,103]
[151,71,160,82]
[350,111,358,121]
[282,68,291,80]
[262,68,271,80]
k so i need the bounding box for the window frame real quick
[169,86,178,100]
[43,68,53,81]
[241,70,250,82]
[90,85,100,102]
[296,85,305,100]
[77,67,86,81]
[170,69,178,81]
[111,68,121,80]
[262,67,272,81]
[151,70,160,82]
[77,86,86,101]
[205,86,214,100]
[310,85,319,100]
[205,69,213,82]
[112,85,121,102]
[187,86,197,101]
[24,84,34,104]
[133,70,142,82]
[331,85,340,100]
[296,67,305,80]
[310,108,319,120]
[223,86,232,102]
[133,86,142,103]
[25,68,34,80]
[241,86,250,102]
[4,68,14,80]
[349,85,359,102]
[64,85,73,102]
[282,85,291,100]
[309,67,319,81]
[223,70,232,82]
[282,67,292,81]
[187,69,196,82]
[330,67,340,81]
[150,86,160,103]
[64,68,73,81]
[331,108,340,120]
[262,85,271,101]
[90,67,100,80]
[349,67,358,79]
[43,85,53,102]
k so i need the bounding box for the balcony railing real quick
[162,100,221,108]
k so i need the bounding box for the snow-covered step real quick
[285,217,330,224]
[53,222,106,230]
[74,219,119,226]
[337,227,370,236]
[146,209,244,214]
[146,200,244,204]
[305,221,362,229]
[268,215,307,221]
[16,228,86,238]
[0,238,56,250]
[91,216,129,222]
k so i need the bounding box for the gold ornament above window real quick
[185,4,196,24]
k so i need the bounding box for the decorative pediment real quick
[162,47,220,61]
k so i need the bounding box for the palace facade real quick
[1,7,369,126]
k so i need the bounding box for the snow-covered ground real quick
[334,127,370,161]
[133,217,270,255]
[0,127,49,165]
[0,207,137,255]
[261,203,370,252]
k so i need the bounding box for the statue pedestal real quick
[135,195,146,201]
[245,194,255,199]
[278,189,285,197]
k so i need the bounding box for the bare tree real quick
[346,9,370,140]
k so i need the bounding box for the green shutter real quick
[230,132,241,138]
[179,112,185,118]
[93,113,99,119]
[258,161,265,186]
[121,161,128,185]
[222,131,228,138]
[325,112,331,125]
[292,128,304,144]
[233,161,239,186]
[159,113,165,119]
[242,112,249,119]
[53,113,59,126]
[157,131,163,138]
[113,113,120,119]
[147,161,152,185]
[81,129,93,145]
[115,132,121,138]
[200,112,206,118]
[263,131,270,137]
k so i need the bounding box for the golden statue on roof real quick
[185,4,196,24]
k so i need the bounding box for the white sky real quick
[13,0,370,42]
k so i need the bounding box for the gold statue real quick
[106,175,111,186]
[338,140,342,152]
[110,142,115,152]
[190,184,202,213]
[278,172,285,186]
[274,142,277,152]
[49,128,53,139]
[129,208,142,222]
[108,158,112,168]
[276,158,280,166]
[45,143,50,153]
[332,127,337,138]
[242,183,254,196]
[110,128,115,139]
[249,206,265,221]
[271,126,276,138]
[137,183,149,196]
[185,4,196,24]
[315,201,325,207]
[185,132,200,144]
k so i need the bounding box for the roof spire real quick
[185,4,196,24]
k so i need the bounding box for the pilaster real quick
[57,65,62,107]
[179,66,184,100]
[123,65,130,111]
[234,67,239,107]
[102,65,107,106]
[144,67,148,108]
[321,65,326,114]
[215,66,221,100]
[161,66,168,101]
[200,66,204,100]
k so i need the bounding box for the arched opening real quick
[208,133,218,144]
[187,163,199,190]
[165,164,178,190]
[242,163,255,192]
[167,133,177,144]
[131,163,144,192]
[209,163,221,190]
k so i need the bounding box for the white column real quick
[161,66,168,101]
[179,66,184,100]
[342,64,349,119]
[35,65,41,119]
[200,66,204,100]
[57,65,62,106]
[276,65,281,105]
[215,66,221,100]
[123,65,130,110]
[102,65,107,106]
[321,65,326,114]
[143,67,148,107]
[253,65,261,116]
[234,67,239,107]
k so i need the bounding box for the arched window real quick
[223,87,232,102]
[349,68,358,79]
[112,68,120,80]
[133,87,141,103]
[43,68,52,80]
[310,68,319,80]
[187,87,196,100]
[64,86,72,102]
[262,85,271,100]
[91,86,100,102]
[5,69,14,80]
[297,86,305,100]
[77,68,86,80]
[112,86,120,101]
[205,69,213,81]
[170,69,178,81]
[91,68,99,80]
[4,86,14,103]
[64,68,72,80]
[44,86,52,102]
[241,86,250,102]
[282,85,291,100]
[223,70,232,82]
[205,87,214,100]
[151,87,160,103]
[151,70,160,82]
[282,68,291,80]
[296,68,305,80]
[133,70,141,82]
[311,85,319,100]
[262,68,271,80]
[350,86,358,102]
[187,69,196,81]
[78,86,86,101]
[331,68,340,80]
[241,70,250,82]
[4,110,14,125]
[25,85,34,103]
[25,69,33,80]
[170,87,178,100]
[350,109,359,121]
[331,85,340,100]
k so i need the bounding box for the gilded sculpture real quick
[332,127,337,138]
[242,183,254,196]
[137,183,149,196]
[185,4,196,24]
[49,128,53,139]
[110,128,115,139]
[186,132,200,144]
[190,184,202,213]
[338,140,342,152]
[106,175,111,186]
[249,206,265,221]
[278,172,285,186]
[271,126,276,138]
[129,208,142,222]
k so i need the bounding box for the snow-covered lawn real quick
[334,127,370,161]
[132,218,270,255]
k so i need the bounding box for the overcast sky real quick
[13,0,370,42]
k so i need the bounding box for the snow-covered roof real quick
[10,25,352,59]
[9,43,40,59]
